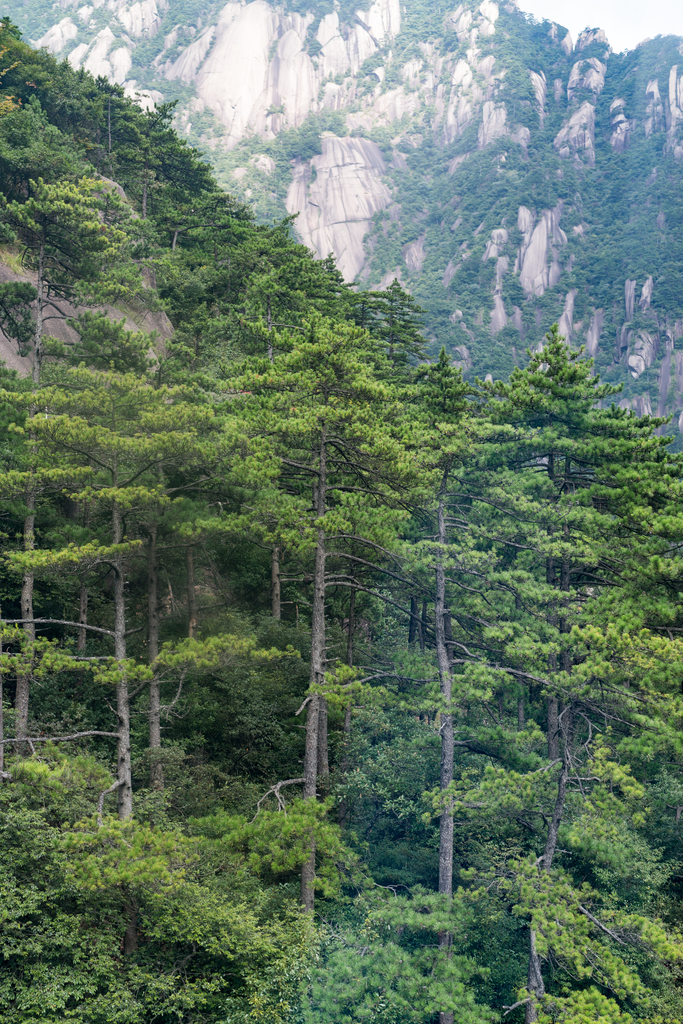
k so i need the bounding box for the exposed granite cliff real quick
[10,0,683,431]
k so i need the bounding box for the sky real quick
[517,0,683,52]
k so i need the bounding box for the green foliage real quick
[0,16,682,1021]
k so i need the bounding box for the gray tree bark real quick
[16,240,45,745]
[147,524,162,790]
[525,709,575,1022]
[77,584,88,652]
[435,483,455,1024]
[409,595,418,645]
[186,545,198,639]
[271,546,281,620]
[301,423,327,912]
[112,501,132,820]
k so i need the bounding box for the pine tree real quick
[226,315,419,909]
[431,327,683,1020]
[0,175,136,740]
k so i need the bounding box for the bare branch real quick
[2,618,115,636]
[251,778,304,821]
[160,670,187,717]
[579,905,627,945]
[295,695,312,716]
[98,779,124,827]
[0,731,117,746]
[503,998,531,1015]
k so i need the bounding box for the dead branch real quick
[98,779,124,827]
[251,778,304,822]
[579,905,627,945]
[0,730,117,745]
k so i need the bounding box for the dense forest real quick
[1,16,683,1024]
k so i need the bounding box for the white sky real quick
[517,0,683,52]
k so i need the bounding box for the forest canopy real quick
[0,18,683,1024]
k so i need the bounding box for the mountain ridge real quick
[7,0,683,433]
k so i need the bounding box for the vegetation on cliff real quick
[0,19,683,1024]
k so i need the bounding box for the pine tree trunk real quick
[338,589,355,825]
[525,707,575,1019]
[123,902,138,955]
[338,701,352,826]
[15,491,35,743]
[547,697,559,760]
[112,502,132,820]
[546,547,560,759]
[346,588,355,667]
[16,240,45,746]
[435,485,454,1024]
[77,584,88,652]
[420,598,427,653]
[409,595,418,644]
[271,546,281,620]
[267,296,274,364]
[525,929,544,1023]
[186,545,197,638]
[0,616,4,776]
[301,425,327,912]
[107,96,112,173]
[147,525,162,790]
[317,699,329,791]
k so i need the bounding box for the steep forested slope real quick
[9,0,683,431]
[2,16,683,1024]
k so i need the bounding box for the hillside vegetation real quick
[1,17,683,1024]
[8,0,683,435]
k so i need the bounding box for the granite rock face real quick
[15,0,683,430]
[286,136,391,281]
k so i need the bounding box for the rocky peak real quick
[14,0,683,435]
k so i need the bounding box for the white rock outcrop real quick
[516,204,566,297]
[645,79,664,137]
[586,309,604,356]
[405,235,426,274]
[490,255,509,334]
[558,289,577,342]
[567,58,605,102]
[190,0,402,148]
[357,0,401,45]
[82,27,117,79]
[529,70,546,125]
[482,228,508,261]
[442,58,480,144]
[610,98,630,152]
[195,3,281,146]
[124,81,164,109]
[554,102,595,166]
[667,65,683,146]
[640,276,654,311]
[286,136,391,282]
[478,102,507,147]
[35,17,78,53]
[625,279,636,321]
[165,26,215,84]
[111,46,132,84]
[575,28,610,52]
[479,0,499,38]
[117,0,161,38]
[628,331,658,378]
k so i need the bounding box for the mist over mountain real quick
[11,0,683,425]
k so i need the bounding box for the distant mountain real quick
[9,0,683,428]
